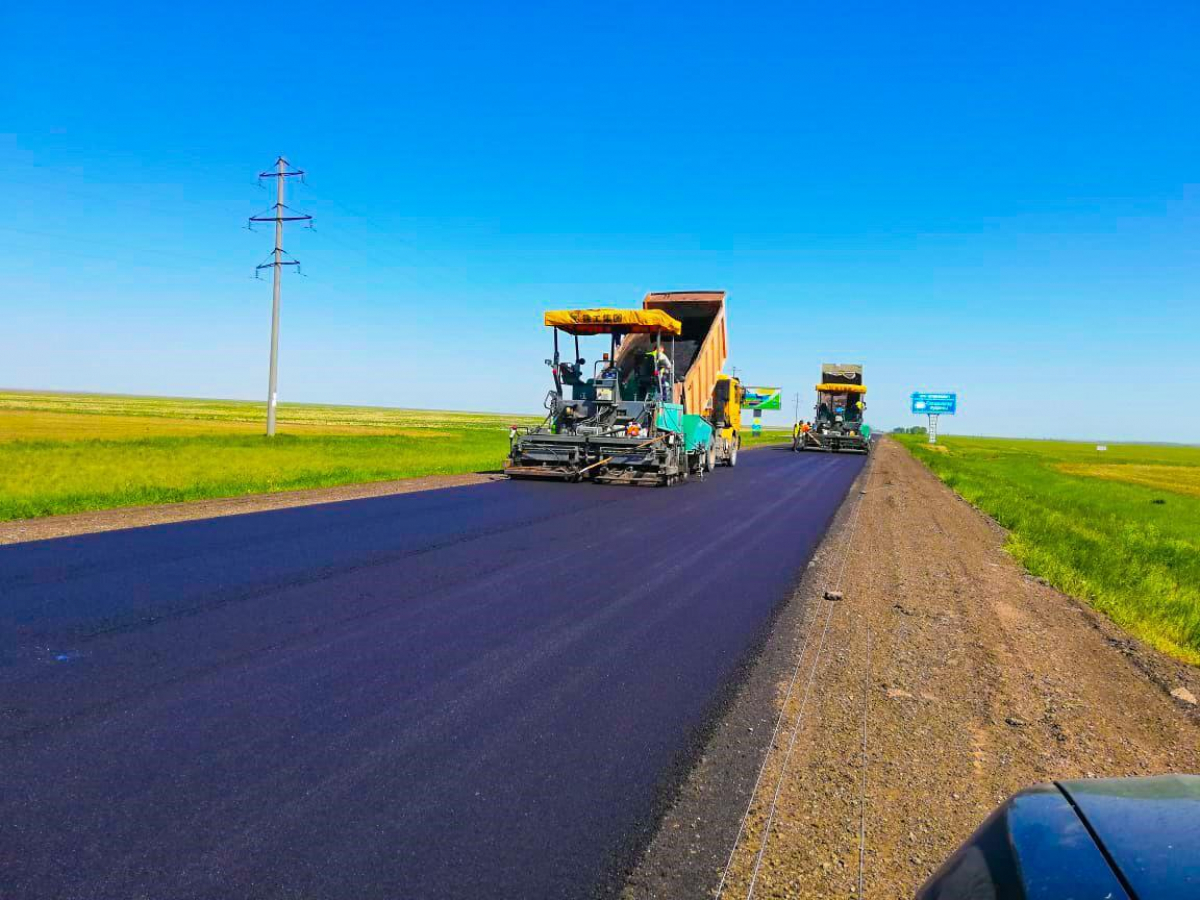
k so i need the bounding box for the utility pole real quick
[794,391,800,423]
[249,157,311,436]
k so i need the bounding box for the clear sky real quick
[2,1,1197,439]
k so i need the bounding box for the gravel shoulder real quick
[626,436,1200,899]
[0,473,502,545]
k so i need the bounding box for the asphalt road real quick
[0,447,864,900]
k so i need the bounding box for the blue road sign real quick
[912,392,957,415]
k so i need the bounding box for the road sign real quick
[911,392,957,415]
[743,386,782,410]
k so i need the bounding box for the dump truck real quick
[506,291,733,485]
[793,363,871,453]
[644,291,741,467]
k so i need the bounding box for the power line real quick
[248,157,312,437]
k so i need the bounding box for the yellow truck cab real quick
[707,373,744,466]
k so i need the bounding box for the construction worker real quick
[647,346,673,400]
[654,346,673,378]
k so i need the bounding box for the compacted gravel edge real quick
[620,453,870,900]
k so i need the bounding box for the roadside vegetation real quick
[0,390,532,433]
[0,391,786,521]
[896,434,1200,664]
[0,391,533,521]
[742,428,792,448]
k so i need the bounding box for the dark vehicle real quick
[917,774,1200,899]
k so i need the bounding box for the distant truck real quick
[793,363,870,454]
[506,291,738,484]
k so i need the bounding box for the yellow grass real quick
[0,410,448,441]
[0,390,533,431]
[1058,463,1200,499]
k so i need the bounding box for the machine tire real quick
[728,438,739,467]
[705,443,716,473]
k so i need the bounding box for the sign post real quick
[910,392,957,444]
[743,386,782,438]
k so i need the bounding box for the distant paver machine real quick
[793,363,871,454]
[506,291,743,485]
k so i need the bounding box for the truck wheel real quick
[728,439,739,467]
[705,443,716,472]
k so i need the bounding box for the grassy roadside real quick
[0,390,535,432]
[741,429,792,448]
[0,432,510,521]
[0,391,788,521]
[0,392,534,521]
[894,434,1200,664]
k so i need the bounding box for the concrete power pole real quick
[249,157,311,436]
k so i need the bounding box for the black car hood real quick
[917,774,1200,900]
[1059,774,1200,899]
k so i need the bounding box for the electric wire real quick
[723,452,876,899]
[712,597,824,899]
[856,625,872,899]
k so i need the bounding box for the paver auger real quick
[507,291,734,485]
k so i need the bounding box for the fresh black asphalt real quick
[0,447,864,899]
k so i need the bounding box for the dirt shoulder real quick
[0,473,502,545]
[627,437,1200,899]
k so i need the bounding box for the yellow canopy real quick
[816,383,868,394]
[544,308,682,336]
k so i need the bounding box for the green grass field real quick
[0,391,535,521]
[742,428,792,448]
[0,390,789,521]
[896,434,1200,664]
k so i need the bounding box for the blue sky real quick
[2,1,1197,438]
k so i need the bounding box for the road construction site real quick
[4,433,1200,899]
[0,445,862,899]
[5,292,1199,899]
